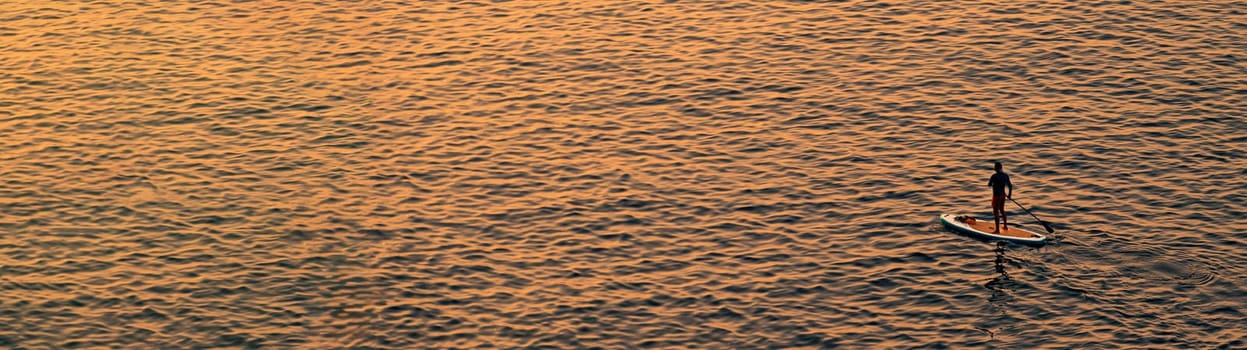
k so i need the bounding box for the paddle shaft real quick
[1008,198,1054,234]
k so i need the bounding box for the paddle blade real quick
[1042,223,1055,234]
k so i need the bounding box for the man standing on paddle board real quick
[988,162,1013,233]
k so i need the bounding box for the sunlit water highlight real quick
[1,1,1245,348]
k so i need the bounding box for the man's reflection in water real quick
[978,241,1012,339]
[985,241,1011,305]
[994,241,1008,276]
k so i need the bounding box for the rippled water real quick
[1,0,1245,348]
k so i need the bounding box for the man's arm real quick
[1007,179,1013,198]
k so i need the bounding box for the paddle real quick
[1009,198,1054,234]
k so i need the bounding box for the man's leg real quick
[1002,208,1008,230]
[992,200,1001,233]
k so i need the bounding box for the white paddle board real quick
[940,214,1048,246]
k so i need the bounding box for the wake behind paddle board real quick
[940,214,1048,246]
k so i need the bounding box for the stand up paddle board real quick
[940,214,1048,246]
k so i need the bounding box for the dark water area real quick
[1,1,1245,348]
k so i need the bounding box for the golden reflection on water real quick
[1,0,1245,348]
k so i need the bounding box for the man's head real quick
[994,162,1003,172]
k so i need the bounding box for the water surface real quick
[1,0,1245,348]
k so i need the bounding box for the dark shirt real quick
[988,172,1012,197]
